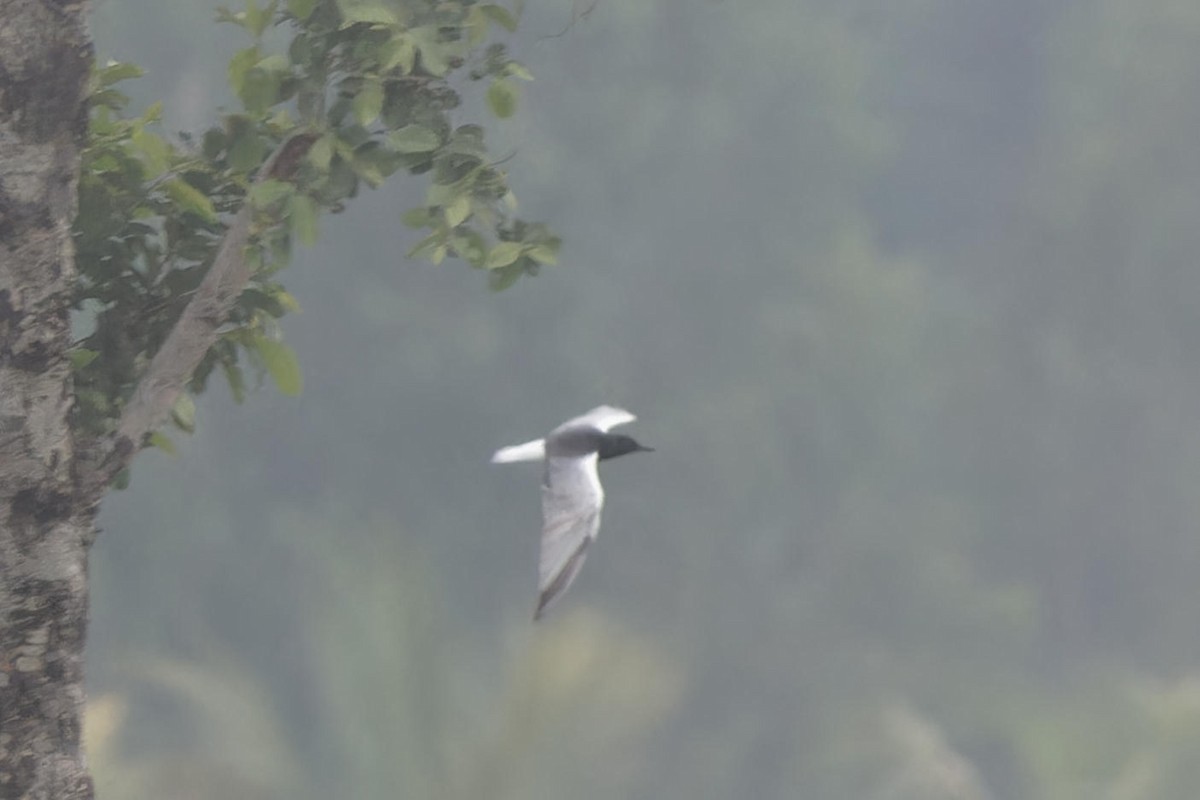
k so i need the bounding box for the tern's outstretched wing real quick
[554,405,636,434]
[535,452,604,619]
[490,438,546,464]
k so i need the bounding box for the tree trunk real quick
[0,2,95,799]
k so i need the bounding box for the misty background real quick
[84,1,1200,798]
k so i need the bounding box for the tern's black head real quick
[597,433,654,461]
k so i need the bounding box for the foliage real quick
[71,0,556,448]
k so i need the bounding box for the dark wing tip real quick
[533,578,566,621]
[532,536,593,622]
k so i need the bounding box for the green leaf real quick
[89,88,129,113]
[332,135,358,161]
[289,32,316,69]
[449,123,485,151]
[528,242,559,265]
[273,289,301,312]
[149,431,177,456]
[452,229,487,266]
[256,53,290,74]
[351,158,385,187]
[480,4,518,32]
[426,180,465,208]
[243,0,275,38]
[227,46,260,95]
[290,193,319,246]
[465,7,489,46]
[353,77,384,126]
[444,194,470,228]
[389,124,441,153]
[336,0,399,26]
[286,0,317,20]
[505,61,534,81]
[488,262,523,291]
[202,127,227,159]
[308,134,334,170]
[382,34,416,74]
[228,125,267,172]
[222,361,247,403]
[268,107,295,129]
[68,349,100,370]
[407,232,441,260]
[239,67,283,114]
[255,337,303,395]
[485,241,523,268]
[249,178,294,208]
[409,27,450,76]
[165,178,218,223]
[170,394,197,434]
[97,61,144,87]
[486,79,519,119]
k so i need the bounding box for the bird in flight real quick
[491,405,653,619]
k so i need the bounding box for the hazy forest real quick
[78,1,1200,798]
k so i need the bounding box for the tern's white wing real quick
[535,452,604,619]
[490,438,546,464]
[554,405,636,434]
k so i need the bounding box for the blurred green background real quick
[85,1,1200,798]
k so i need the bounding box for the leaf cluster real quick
[72,0,553,457]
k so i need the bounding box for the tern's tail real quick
[490,438,546,464]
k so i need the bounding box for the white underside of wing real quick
[555,405,636,434]
[490,438,546,463]
[536,453,604,617]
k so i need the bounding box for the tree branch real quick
[80,133,316,501]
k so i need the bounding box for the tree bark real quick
[0,2,96,799]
